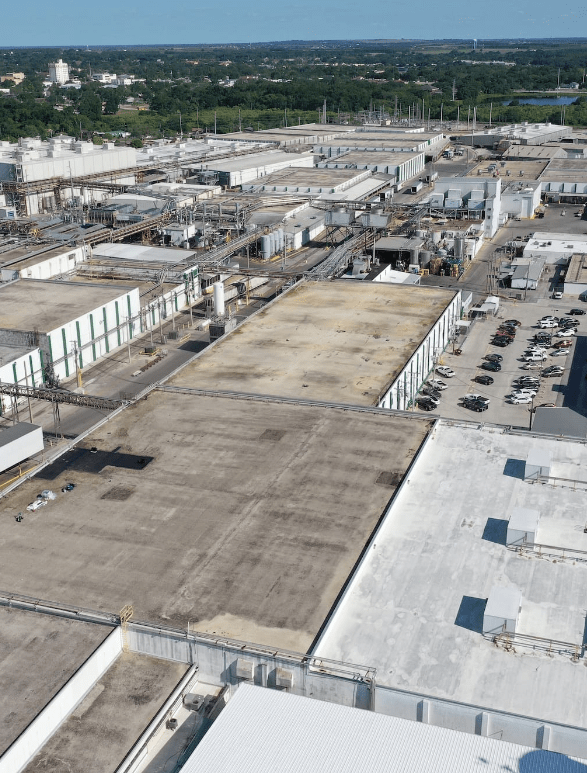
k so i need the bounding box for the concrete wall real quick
[127,623,373,712]
[44,287,141,381]
[0,627,122,773]
[378,291,462,410]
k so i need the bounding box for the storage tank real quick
[269,232,275,256]
[212,282,225,317]
[419,250,431,268]
[415,229,426,238]
[431,231,442,244]
[260,235,271,260]
[454,236,465,260]
[410,248,420,265]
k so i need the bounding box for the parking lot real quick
[417,295,586,427]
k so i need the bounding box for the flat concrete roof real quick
[245,167,367,189]
[315,422,587,726]
[198,150,312,173]
[91,243,197,265]
[0,395,431,651]
[22,652,187,773]
[540,159,587,183]
[320,150,423,167]
[0,244,76,271]
[504,145,565,160]
[0,279,134,333]
[466,160,547,180]
[0,342,35,362]
[171,281,457,406]
[0,606,112,755]
[565,252,587,284]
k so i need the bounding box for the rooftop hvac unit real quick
[483,586,522,636]
[274,667,294,689]
[234,658,255,680]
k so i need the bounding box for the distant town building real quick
[0,72,25,85]
[48,59,69,84]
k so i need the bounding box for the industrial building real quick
[500,180,542,219]
[0,279,140,394]
[182,684,579,773]
[562,252,587,296]
[458,122,571,148]
[425,177,501,236]
[193,150,314,187]
[317,149,425,185]
[523,232,587,264]
[0,394,431,649]
[314,130,446,157]
[0,137,137,215]
[241,167,372,195]
[170,281,461,411]
[314,421,587,734]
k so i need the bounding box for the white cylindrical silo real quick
[269,232,275,256]
[213,281,225,317]
[261,235,271,260]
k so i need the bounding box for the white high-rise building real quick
[48,59,69,84]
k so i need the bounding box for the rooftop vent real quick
[483,586,522,636]
[507,507,540,547]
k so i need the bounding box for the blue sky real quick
[1,0,585,46]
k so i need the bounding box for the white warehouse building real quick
[0,279,141,397]
[0,137,137,215]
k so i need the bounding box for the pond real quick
[501,97,579,106]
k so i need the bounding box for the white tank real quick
[261,235,271,260]
[431,231,442,244]
[213,282,225,317]
[269,232,275,256]
[279,228,285,251]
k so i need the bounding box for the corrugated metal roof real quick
[181,684,582,772]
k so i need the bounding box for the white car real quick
[551,348,570,357]
[521,362,542,370]
[436,366,455,378]
[556,328,576,337]
[427,379,447,391]
[523,353,548,362]
[509,394,533,404]
[539,321,558,328]
[524,348,547,355]
[26,499,47,512]
[512,388,538,397]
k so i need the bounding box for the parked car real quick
[514,378,540,387]
[512,388,538,397]
[462,398,489,412]
[541,316,559,322]
[26,498,47,512]
[521,362,543,370]
[525,346,548,353]
[416,398,436,411]
[551,348,570,357]
[492,339,510,348]
[475,374,494,385]
[553,291,563,299]
[555,328,576,337]
[484,354,503,362]
[543,366,564,377]
[509,394,533,404]
[523,353,548,361]
[553,340,573,349]
[536,403,557,408]
[539,320,557,328]
[436,366,455,378]
[422,387,442,401]
[569,309,586,315]
[503,319,521,327]
[481,361,501,372]
[463,394,490,405]
[534,333,552,344]
[559,318,579,327]
[427,378,447,391]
